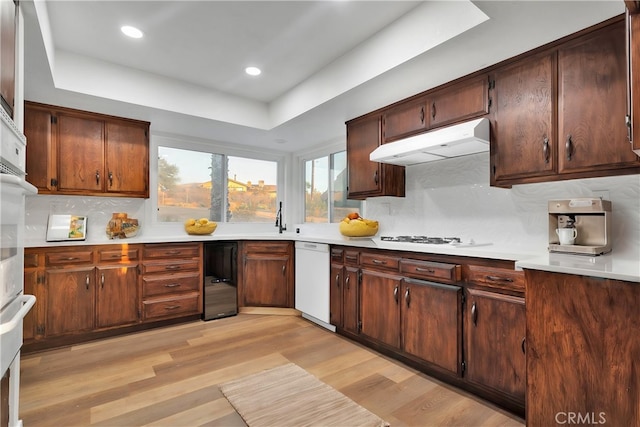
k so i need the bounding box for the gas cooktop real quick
[380,236,462,245]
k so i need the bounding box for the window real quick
[305,150,360,223]
[157,146,278,223]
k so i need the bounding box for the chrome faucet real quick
[275,201,286,234]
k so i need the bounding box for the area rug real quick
[219,363,390,427]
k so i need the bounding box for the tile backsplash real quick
[365,153,640,256]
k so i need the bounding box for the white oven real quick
[1,108,37,427]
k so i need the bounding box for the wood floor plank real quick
[20,314,524,427]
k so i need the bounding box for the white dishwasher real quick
[295,241,334,331]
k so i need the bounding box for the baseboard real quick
[239,307,302,316]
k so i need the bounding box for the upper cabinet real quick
[346,114,405,199]
[428,75,490,129]
[0,0,17,118]
[627,5,640,155]
[382,97,428,142]
[491,18,640,187]
[24,102,150,198]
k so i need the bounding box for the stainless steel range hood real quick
[370,117,490,166]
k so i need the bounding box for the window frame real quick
[149,133,286,225]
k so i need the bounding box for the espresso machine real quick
[548,198,612,255]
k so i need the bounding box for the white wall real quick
[364,152,640,257]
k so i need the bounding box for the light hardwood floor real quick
[20,314,525,426]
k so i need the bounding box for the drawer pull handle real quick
[372,259,387,265]
[165,265,181,270]
[110,254,126,258]
[485,275,513,283]
[164,305,181,310]
[346,256,357,261]
[166,250,182,255]
[415,267,435,273]
[63,257,78,261]
[164,283,180,288]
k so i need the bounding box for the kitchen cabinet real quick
[346,114,405,200]
[0,0,16,118]
[492,19,640,187]
[382,97,428,142]
[238,241,293,308]
[24,102,150,198]
[427,74,490,129]
[464,289,525,403]
[342,250,360,334]
[141,243,202,321]
[402,278,462,375]
[24,245,141,340]
[360,268,402,348]
[525,269,640,426]
[627,7,640,155]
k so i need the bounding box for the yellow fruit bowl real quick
[184,218,218,235]
[339,218,379,237]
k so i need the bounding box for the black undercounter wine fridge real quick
[203,242,238,320]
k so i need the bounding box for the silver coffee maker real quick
[548,198,612,255]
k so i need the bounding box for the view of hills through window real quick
[157,147,278,223]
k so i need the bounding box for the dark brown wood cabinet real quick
[360,268,402,348]
[492,19,640,187]
[464,288,525,403]
[238,241,294,308]
[346,114,405,200]
[428,75,490,129]
[141,243,202,321]
[96,265,139,329]
[491,52,556,182]
[0,0,16,118]
[24,102,150,198]
[627,7,640,155]
[342,264,360,334]
[45,267,96,337]
[525,269,640,426]
[402,278,462,375]
[382,97,428,142]
[329,248,344,327]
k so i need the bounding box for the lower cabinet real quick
[464,288,526,402]
[24,242,203,351]
[238,241,294,308]
[360,269,401,348]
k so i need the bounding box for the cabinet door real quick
[57,113,105,193]
[105,121,149,196]
[342,266,359,334]
[558,22,640,173]
[628,10,640,154]
[360,269,401,348]
[347,116,383,197]
[24,105,56,191]
[492,53,555,182]
[242,253,290,307]
[465,288,525,402]
[329,263,343,327]
[402,279,462,375]
[429,75,489,129]
[383,98,427,142]
[0,0,16,117]
[45,267,95,337]
[96,265,139,328]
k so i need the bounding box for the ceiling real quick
[20,1,625,154]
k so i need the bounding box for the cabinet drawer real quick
[330,248,344,263]
[242,242,290,253]
[344,250,359,265]
[143,243,200,259]
[142,273,201,298]
[24,252,40,268]
[142,259,200,274]
[401,259,460,283]
[46,250,93,266]
[98,248,139,263]
[360,252,400,271]
[466,265,525,292]
[142,294,200,320]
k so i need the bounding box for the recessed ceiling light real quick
[121,25,143,39]
[245,66,262,76]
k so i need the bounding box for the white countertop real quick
[26,229,640,283]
